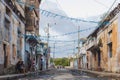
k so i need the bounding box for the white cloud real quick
[39,0,118,58]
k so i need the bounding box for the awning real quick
[25,35,39,46]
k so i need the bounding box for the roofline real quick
[87,3,120,38]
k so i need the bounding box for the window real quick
[108,43,112,58]
[108,30,112,38]
[6,7,11,16]
[12,44,16,59]
[108,30,112,43]
[4,18,10,42]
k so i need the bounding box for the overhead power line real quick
[16,0,99,23]
[40,26,97,38]
[93,0,109,8]
[99,0,118,26]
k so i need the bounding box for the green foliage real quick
[54,58,70,66]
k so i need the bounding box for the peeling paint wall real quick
[0,1,25,74]
[86,51,92,70]
[0,2,6,74]
[0,2,5,66]
[10,15,18,65]
[116,12,120,72]
[97,15,119,72]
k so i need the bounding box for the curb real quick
[0,74,26,80]
[69,69,120,78]
[0,69,51,80]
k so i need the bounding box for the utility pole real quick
[73,40,75,68]
[53,42,56,64]
[45,23,56,69]
[46,23,50,69]
[73,40,75,54]
[78,26,80,69]
[47,23,50,47]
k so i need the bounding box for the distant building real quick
[79,42,87,69]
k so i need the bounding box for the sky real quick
[42,0,119,18]
[40,0,120,58]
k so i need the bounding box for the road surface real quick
[18,69,120,80]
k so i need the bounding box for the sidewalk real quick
[0,73,25,80]
[0,71,38,80]
[70,69,120,78]
[0,69,54,80]
[0,70,48,80]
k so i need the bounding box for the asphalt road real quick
[18,69,120,80]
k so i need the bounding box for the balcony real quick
[25,17,35,31]
[25,35,39,46]
[36,46,44,55]
[86,39,97,50]
[26,0,41,7]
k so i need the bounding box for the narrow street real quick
[18,69,120,80]
[1,0,120,80]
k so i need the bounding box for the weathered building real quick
[24,0,42,71]
[86,3,120,72]
[79,42,87,69]
[36,42,49,70]
[0,0,42,74]
[86,33,100,70]
[0,0,25,74]
[97,4,120,72]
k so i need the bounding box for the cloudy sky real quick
[40,0,120,58]
[41,0,120,18]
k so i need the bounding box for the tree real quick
[54,58,70,66]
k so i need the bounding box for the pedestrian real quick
[15,60,21,73]
[20,61,25,73]
[32,58,36,71]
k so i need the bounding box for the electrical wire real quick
[16,0,99,23]
[99,0,118,26]
[93,0,109,8]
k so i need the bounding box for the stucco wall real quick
[0,2,5,66]
[97,18,118,72]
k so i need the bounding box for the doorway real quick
[3,44,8,68]
[98,49,101,67]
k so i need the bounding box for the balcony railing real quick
[26,0,41,7]
[36,47,44,55]
[86,39,97,50]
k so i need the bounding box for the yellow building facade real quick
[86,3,120,72]
[97,16,120,72]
